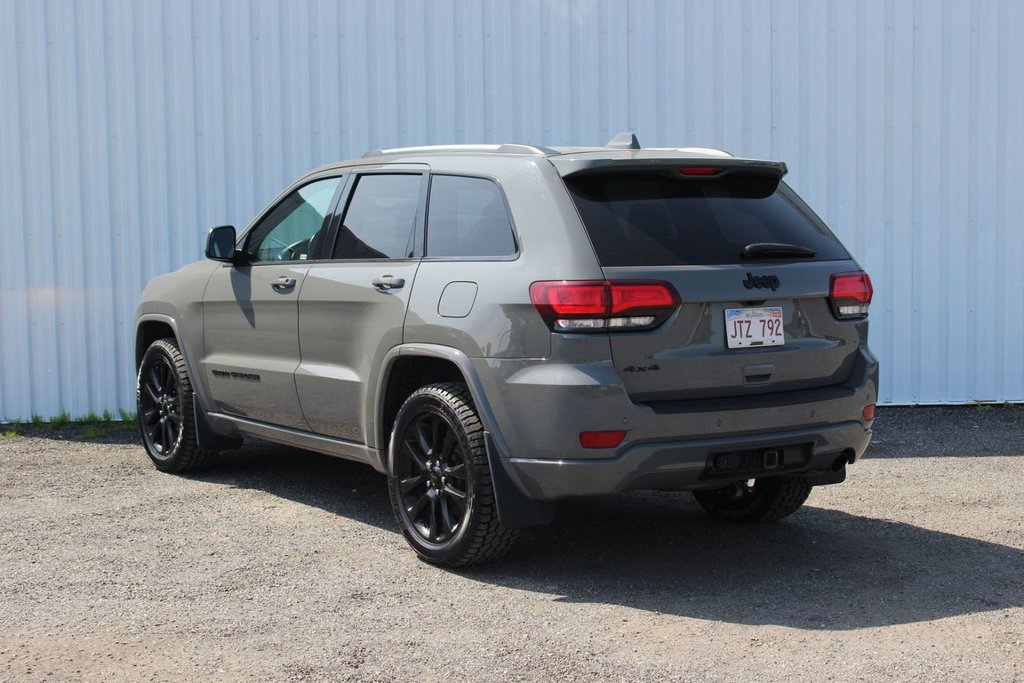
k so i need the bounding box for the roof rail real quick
[362,143,555,159]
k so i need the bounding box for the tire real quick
[692,476,811,522]
[387,382,518,567]
[136,338,218,473]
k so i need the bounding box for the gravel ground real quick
[1,406,1022,682]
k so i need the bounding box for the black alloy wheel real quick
[395,411,471,544]
[387,383,518,566]
[136,338,218,472]
[139,353,182,457]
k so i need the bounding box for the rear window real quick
[563,172,849,266]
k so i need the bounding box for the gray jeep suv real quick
[135,134,878,566]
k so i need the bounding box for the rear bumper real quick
[474,345,878,502]
[505,421,869,501]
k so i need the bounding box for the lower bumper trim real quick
[507,421,870,501]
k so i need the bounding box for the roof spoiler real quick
[551,156,788,179]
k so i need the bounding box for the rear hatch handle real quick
[743,364,775,386]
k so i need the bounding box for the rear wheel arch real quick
[378,351,471,456]
[375,345,555,530]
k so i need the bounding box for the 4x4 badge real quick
[743,273,780,291]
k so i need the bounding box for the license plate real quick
[725,307,785,348]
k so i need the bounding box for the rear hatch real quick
[553,156,867,404]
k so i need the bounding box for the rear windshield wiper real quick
[742,242,817,259]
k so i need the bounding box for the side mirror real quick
[205,225,238,263]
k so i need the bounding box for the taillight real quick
[530,280,680,333]
[829,272,873,320]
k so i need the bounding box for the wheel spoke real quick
[431,416,443,455]
[400,475,425,494]
[401,440,428,473]
[439,428,457,460]
[413,421,432,456]
[407,492,430,518]
[161,418,173,451]
[149,366,163,393]
[445,462,466,479]
[142,408,158,423]
[161,363,174,394]
[144,383,160,404]
[440,497,457,535]
[428,492,440,541]
[154,418,165,452]
[166,411,182,424]
[442,483,467,503]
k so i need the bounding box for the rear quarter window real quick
[564,172,850,266]
[426,175,516,258]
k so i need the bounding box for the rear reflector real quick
[829,271,873,320]
[530,280,679,333]
[862,404,876,422]
[579,430,627,449]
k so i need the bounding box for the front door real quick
[201,176,342,429]
[296,172,426,443]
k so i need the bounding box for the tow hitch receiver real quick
[706,443,810,479]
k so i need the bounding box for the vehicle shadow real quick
[478,492,1024,630]
[190,441,398,531]
[192,442,1024,631]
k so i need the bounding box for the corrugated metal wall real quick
[1,0,1022,419]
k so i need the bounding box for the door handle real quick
[272,276,297,290]
[371,275,405,291]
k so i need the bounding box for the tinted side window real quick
[564,173,850,266]
[332,174,421,259]
[426,175,516,258]
[245,177,341,262]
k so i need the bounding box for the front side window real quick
[332,174,422,259]
[426,175,516,258]
[245,177,341,263]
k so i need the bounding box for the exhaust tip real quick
[831,453,849,472]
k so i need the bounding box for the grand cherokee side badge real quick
[743,273,781,291]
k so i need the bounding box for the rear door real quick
[296,171,427,442]
[558,162,863,403]
[201,176,343,428]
